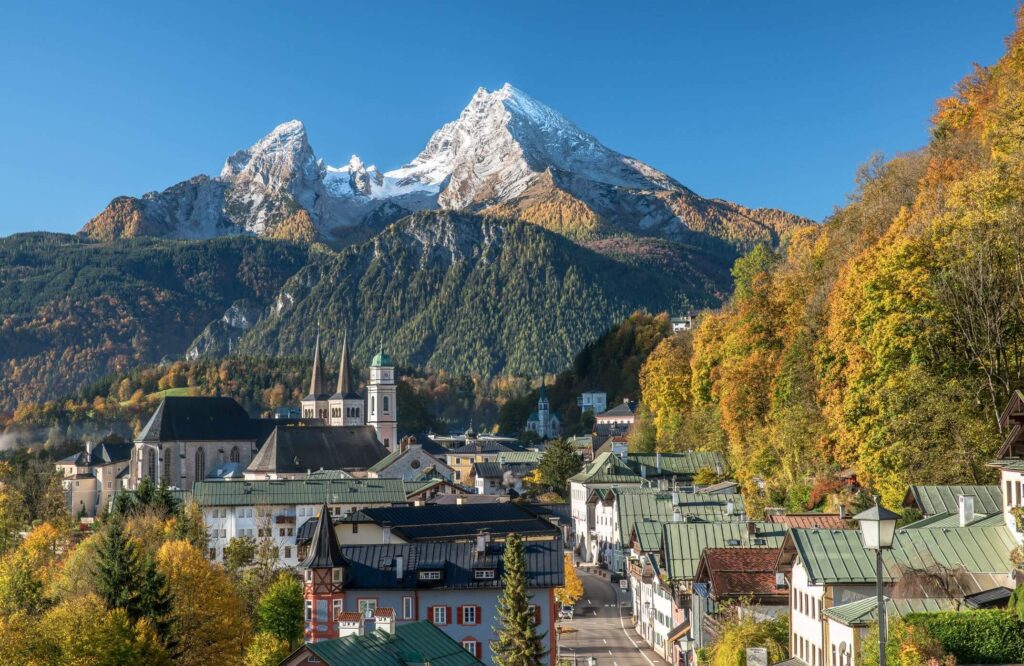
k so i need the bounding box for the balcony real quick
[627,559,654,582]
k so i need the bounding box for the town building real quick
[444,439,524,485]
[625,451,728,488]
[190,477,410,566]
[525,381,560,440]
[281,619,484,665]
[671,314,693,333]
[577,390,608,414]
[774,513,1018,666]
[298,504,564,664]
[568,452,643,561]
[366,438,454,482]
[902,483,1002,519]
[129,396,287,491]
[245,425,388,480]
[595,399,636,430]
[56,436,132,518]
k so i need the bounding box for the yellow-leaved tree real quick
[555,553,583,607]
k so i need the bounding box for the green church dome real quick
[371,350,393,367]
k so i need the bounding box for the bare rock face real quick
[81,84,812,247]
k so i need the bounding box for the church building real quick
[301,334,399,451]
[525,380,560,440]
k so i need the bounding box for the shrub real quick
[904,610,1024,663]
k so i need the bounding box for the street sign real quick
[747,647,768,666]
[619,578,628,590]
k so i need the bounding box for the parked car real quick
[558,605,574,620]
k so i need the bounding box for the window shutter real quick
[427,605,435,623]
[474,605,482,625]
[445,606,452,625]
[456,605,463,625]
[475,641,482,659]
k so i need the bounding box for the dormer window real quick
[418,570,442,581]
[473,569,496,580]
[332,567,343,583]
[305,570,313,583]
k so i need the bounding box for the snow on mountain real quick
[83,83,810,244]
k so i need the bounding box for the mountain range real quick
[82,84,807,249]
[1,84,811,412]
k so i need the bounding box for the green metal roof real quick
[367,448,405,472]
[190,478,409,507]
[626,451,727,477]
[822,596,955,626]
[615,490,746,543]
[904,512,1005,529]
[306,620,483,665]
[990,458,1024,471]
[904,485,1002,515]
[662,521,785,582]
[568,451,642,485]
[632,519,665,552]
[788,524,1018,586]
[498,451,542,465]
[371,350,393,367]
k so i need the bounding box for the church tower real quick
[301,503,347,643]
[537,376,551,439]
[367,344,398,450]
[328,333,364,427]
[301,331,331,420]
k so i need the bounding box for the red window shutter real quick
[427,605,435,623]
[476,641,482,659]
[445,606,452,625]
[456,605,463,625]
[474,605,482,625]
[533,605,541,626]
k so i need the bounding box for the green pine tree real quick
[137,553,174,645]
[537,438,583,496]
[490,533,547,666]
[94,518,144,614]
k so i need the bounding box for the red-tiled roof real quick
[766,513,850,530]
[337,612,363,622]
[695,548,787,599]
[374,607,395,618]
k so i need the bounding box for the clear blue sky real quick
[0,1,1017,235]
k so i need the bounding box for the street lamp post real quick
[853,497,899,666]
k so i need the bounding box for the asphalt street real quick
[556,568,671,666]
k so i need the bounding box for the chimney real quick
[457,496,465,506]
[672,507,682,523]
[375,609,394,634]
[655,452,661,472]
[671,491,679,505]
[382,522,392,544]
[838,505,847,520]
[476,530,487,555]
[85,440,93,457]
[747,520,757,537]
[726,501,735,516]
[395,555,404,581]
[337,615,361,638]
[641,465,647,479]
[959,495,975,527]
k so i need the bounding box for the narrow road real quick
[556,568,671,666]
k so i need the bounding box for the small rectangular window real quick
[473,569,496,580]
[462,605,477,624]
[432,606,447,624]
[403,596,414,619]
[333,599,343,619]
[419,570,441,580]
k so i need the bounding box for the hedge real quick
[903,610,1024,663]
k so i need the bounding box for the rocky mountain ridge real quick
[82,84,811,247]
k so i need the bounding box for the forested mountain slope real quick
[637,13,1024,509]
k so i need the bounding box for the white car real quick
[558,605,574,620]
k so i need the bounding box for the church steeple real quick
[336,332,353,396]
[308,329,326,398]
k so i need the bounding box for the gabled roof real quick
[631,520,666,552]
[598,400,636,418]
[301,503,347,569]
[248,425,388,475]
[903,512,1005,529]
[190,478,409,507]
[662,522,785,582]
[61,438,133,467]
[778,524,1018,587]
[615,490,746,543]
[822,596,955,626]
[568,451,642,485]
[498,451,543,465]
[339,538,564,589]
[367,445,449,474]
[137,397,256,443]
[903,485,1002,516]
[472,461,504,478]
[357,504,559,542]
[303,620,484,665]
[694,548,788,600]
[626,451,727,478]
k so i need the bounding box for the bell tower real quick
[301,503,347,643]
[367,344,398,450]
[328,333,364,426]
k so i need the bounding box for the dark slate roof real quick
[598,400,636,418]
[472,461,504,478]
[137,397,256,443]
[358,504,561,542]
[339,537,564,590]
[304,620,484,665]
[963,586,1013,609]
[301,504,347,569]
[248,425,388,475]
[61,439,133,467]
[330,333,362,400]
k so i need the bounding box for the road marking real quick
[603,639,607,645]
[608,650,613,655]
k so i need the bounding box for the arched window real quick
[230,446,240,463]
[161,448,171,486]
[195,448,206,480]
[383,396,390,414]
[147,449,156,482]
